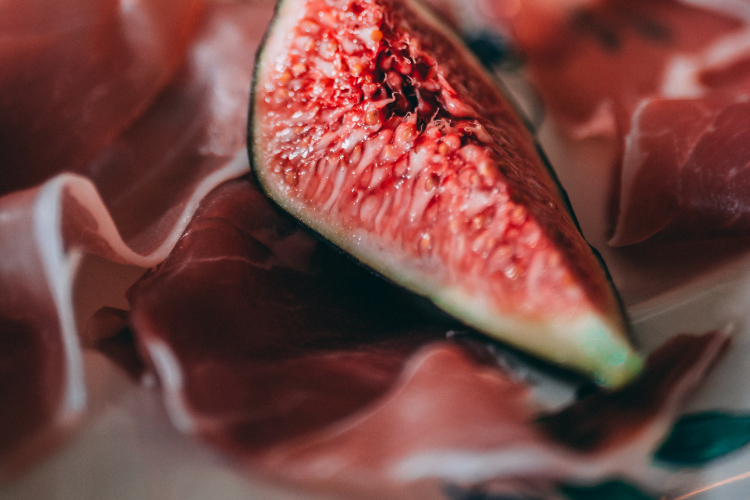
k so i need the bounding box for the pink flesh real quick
[502,0,750,244]
[126,177,726,494]
[0,2,273,475]
[257,0,619,321]
[0,0,204,196]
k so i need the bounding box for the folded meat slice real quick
[81,1,274,257]
[0,2,274,477]
[0,187,83,479]
[259,332,727,497]
[488,0,750,245]
[128,179,449,452]
[609,14,750,245]
[0,0,204,196]
[612,95,750,245]
[127,176,728,498]
[504,0,742,127]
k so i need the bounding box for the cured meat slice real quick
[484,0,750,245]
[81,1,275,257]
[0,2,274,476]
[0,0,204,196]
[0,187,83,480]
[259,332,727,496]
[612,96,750,245]
[497,0,744,131]
[128,178,448,452]
[126,175,728,498]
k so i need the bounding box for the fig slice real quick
[249,0,640,387]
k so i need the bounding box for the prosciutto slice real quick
[0,2,274,477]
[0,0,204,196]
[127,178,449,451]
[481,0,750,245]
[127,174,728,498]
[0,187,81,478]
[613,95,750,244]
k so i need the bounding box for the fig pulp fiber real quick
[250,0,641,387]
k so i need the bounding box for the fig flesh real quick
[250,0,641,387]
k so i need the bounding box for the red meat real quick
[0,0,204,195]
[0,2,273,475]
[493,0,750,244]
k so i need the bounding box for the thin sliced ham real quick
[127,174,728,498]
[127,178,449,452]
[0,186,82,479]
[261,332,726,496]
[0,2,274,477]
[0,0,204,195]
[483,0,750,245]
[612,95,750,244]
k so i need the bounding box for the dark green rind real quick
[656,411,750,466]
[561,480,658,500]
